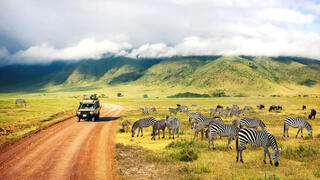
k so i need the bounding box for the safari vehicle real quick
[76,93,101,122]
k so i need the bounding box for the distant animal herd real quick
[122,103,318,167]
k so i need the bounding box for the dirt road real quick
[0,103,123,180]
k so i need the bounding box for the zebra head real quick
[131,122,137,137]
[272,150,280,167]
[308,129,313,137]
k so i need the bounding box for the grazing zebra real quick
[121,120,131,133]
[15,99,26,106]
[232,104,239,111]
[164,116,180,139]
[209,108,218,117]
[236,128,280,166]
[131,117,156,137]
[151,106,157,113]
[191,104,197,107]
[188,112,203,123]
[196,116,224,127]
[191,122,205,140]
[141,107,149,114]
[243,106,253,111]
[230,110,241,117]
[152,119,166,140]
[240,117,266,129]
[207,123,239,149]
[177,105,189,114]
[284,117,312,138]
[219,109,229,117]
[169,107,180,115]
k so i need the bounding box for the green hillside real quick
[1,56,320,96]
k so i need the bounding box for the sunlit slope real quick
[0,56,319,95]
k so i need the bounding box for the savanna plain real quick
[1,92,319,180]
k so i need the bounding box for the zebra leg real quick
[266,148,272,165]
[141,128,143,137]
[227,136,232,149]
[169,129,171,139]
[172,128,175,139]
[240,149,244,163]
[158,129,160,139]
[201,130,204,141]
[162,129,165,139]
[212,134,216,150]
[296,128,301,138]
[263,149,267,164]
[286,126,289,137]
[137,128,140,137]
[177,128,179,138]
[301,128,303,138]
[208,134,211,149]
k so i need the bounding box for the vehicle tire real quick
[92,116,95,122]
[77,117,80,122]
[97,113,100,121]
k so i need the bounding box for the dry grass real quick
[115,97,320,179]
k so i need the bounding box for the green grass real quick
[115,96,320,179]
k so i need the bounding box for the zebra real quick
[164,116,180,139]
[188,112,203,123]
[230,110,240,117]
[121,120,130,133]
[207,123,239,149]
[209,108,218,117]
[191,122,205,140]
[131,117,156,137]
[236,128,280,166]
[177,104,189,114]
[151,106,157,113]
[169,107,180,115]
[232,104,239,111]
[152,119,166,140]
[141,107,149,114]
[196,116,224,127]
[15,99,26,106]
[284,117,312,138]
[219,109,229,117]
[240,117,266,129]
[243,106,253,111]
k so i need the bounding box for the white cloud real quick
[0,0,320,64]
[3,38,131,64]
[259,8,315,24]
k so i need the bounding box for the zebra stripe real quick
[240,117,266,129]
[236,128,279,166]
[188,112,203,123]
[169,107,180,115]
[131,117,156,137]
[207,123,239,149]
[284,117,312,138]
[196,116,224,127]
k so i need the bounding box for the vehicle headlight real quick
[77,111,81,115]
[90,111,94,114]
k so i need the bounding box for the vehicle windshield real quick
[80,103,94,109]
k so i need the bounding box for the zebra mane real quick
[132,121,139,130]
[260,120,266,128]
[305,121,312,131]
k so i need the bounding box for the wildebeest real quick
[308,109,316,120]
[302,105,306,110]
[257,104,265,110]
[269,105,282,112]
[121,120,130,133]
[216,105,223,110]
[15,99,26,106]
[277,105,282,110]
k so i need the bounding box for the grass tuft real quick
[283,145,318,162]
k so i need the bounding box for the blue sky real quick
[1,0,320,64]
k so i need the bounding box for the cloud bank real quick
[1,0,320,65]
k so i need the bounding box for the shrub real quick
[143,94,148,98]
[298,79,317,87]
[212,91,229,97]
[283,145,318,162]
[234,93,247,97]
[117,93,123,97]
[317,134,320,139]
[314,168,320,178]
[179,148,198,162]
[179,164,211,174]
[168,92,210,98]
[166,139,206,149]
[271,94,280,97]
